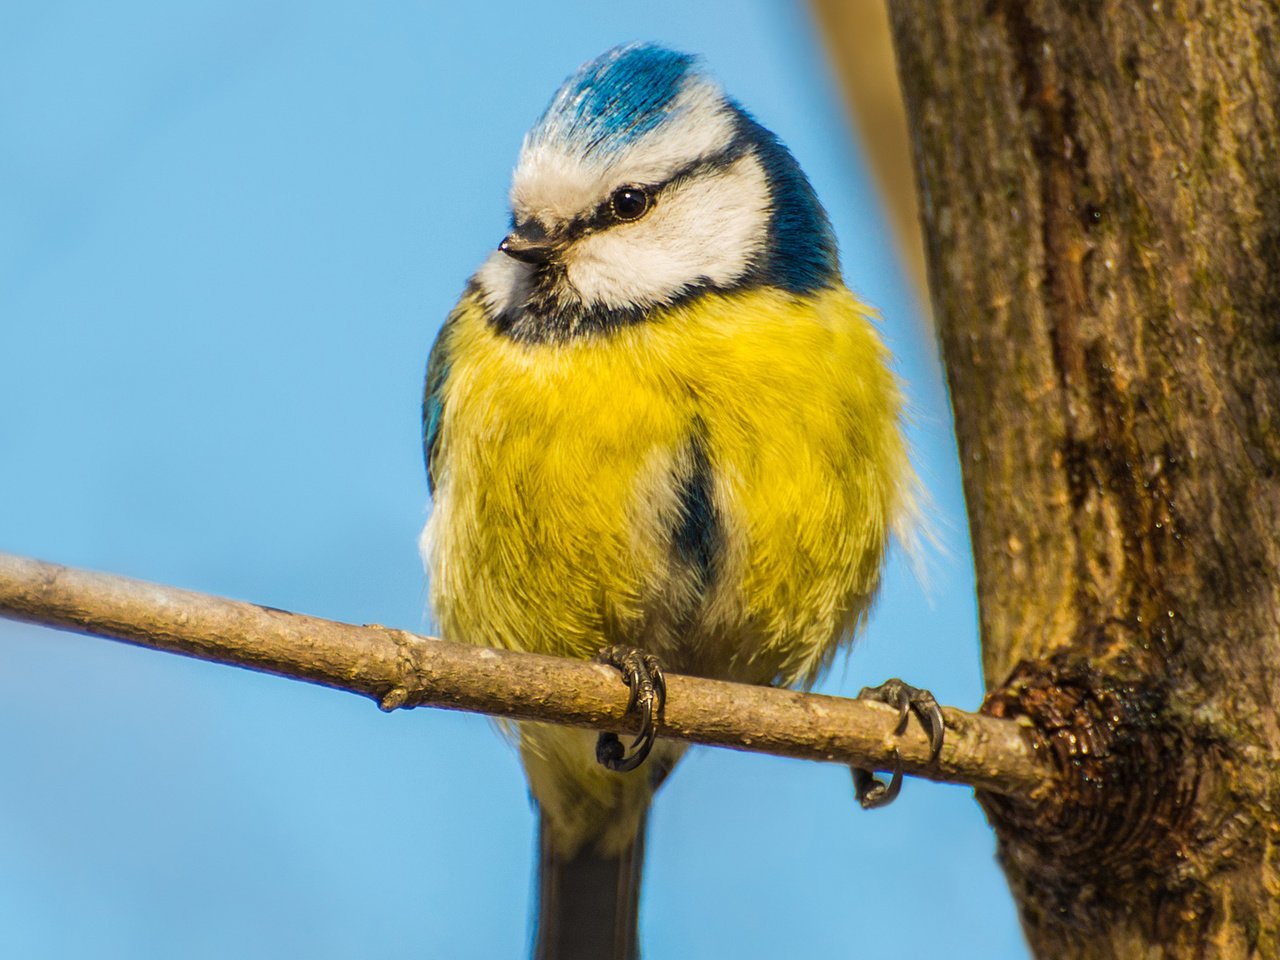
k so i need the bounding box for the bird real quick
[420,42,940,960]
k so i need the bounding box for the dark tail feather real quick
[533,809,646,960]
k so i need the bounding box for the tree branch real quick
[0,552,1047,796]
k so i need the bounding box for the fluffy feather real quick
[489,42,838,337]
[422,41,914,960]
[424,284,909,690]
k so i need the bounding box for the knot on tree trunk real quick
[977,653,1221,935]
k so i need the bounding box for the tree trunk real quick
[887,2,1280,957]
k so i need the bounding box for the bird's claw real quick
[851,678,945,809]
[852,748,903,809]
[593,645,666,773]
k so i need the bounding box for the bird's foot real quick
[593,645,666,773]
[851,678,945,810]
[852,749,904,809]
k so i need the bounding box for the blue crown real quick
[527,42,839,296]
[528,43,699,156]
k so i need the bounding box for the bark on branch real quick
[887,1,1280,955]
[0,551,1046,796]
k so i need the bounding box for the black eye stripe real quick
[659,138,752,193]
[559,139,754,241]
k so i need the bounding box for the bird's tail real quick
[533,807,647,960]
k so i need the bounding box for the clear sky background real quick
[1,3,1031,957]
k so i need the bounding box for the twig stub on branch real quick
[0,551,1049,797]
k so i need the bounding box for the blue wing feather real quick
[422,315,455,495]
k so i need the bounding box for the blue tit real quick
[422,42,927,960]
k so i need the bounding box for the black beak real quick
[499,225,554,265]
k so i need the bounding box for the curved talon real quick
[651,658,667,713]
[922,698,945,762]
[853,749,903,810]
[857,677,946,763]
[593,646,666,773]
[850,678,945,809]
[893,694,912,735]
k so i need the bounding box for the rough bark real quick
[887,2,1280,957]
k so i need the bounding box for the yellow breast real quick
[425,284,911,687]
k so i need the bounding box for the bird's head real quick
[475,42,839,341]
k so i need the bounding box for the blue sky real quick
[0,2,1029,957]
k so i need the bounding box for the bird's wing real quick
[422,310,458,495]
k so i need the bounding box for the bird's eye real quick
[609,185,650,222]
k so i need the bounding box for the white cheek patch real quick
[563,152,771,311]
[511,77,739,226]
[474,249,531,318]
